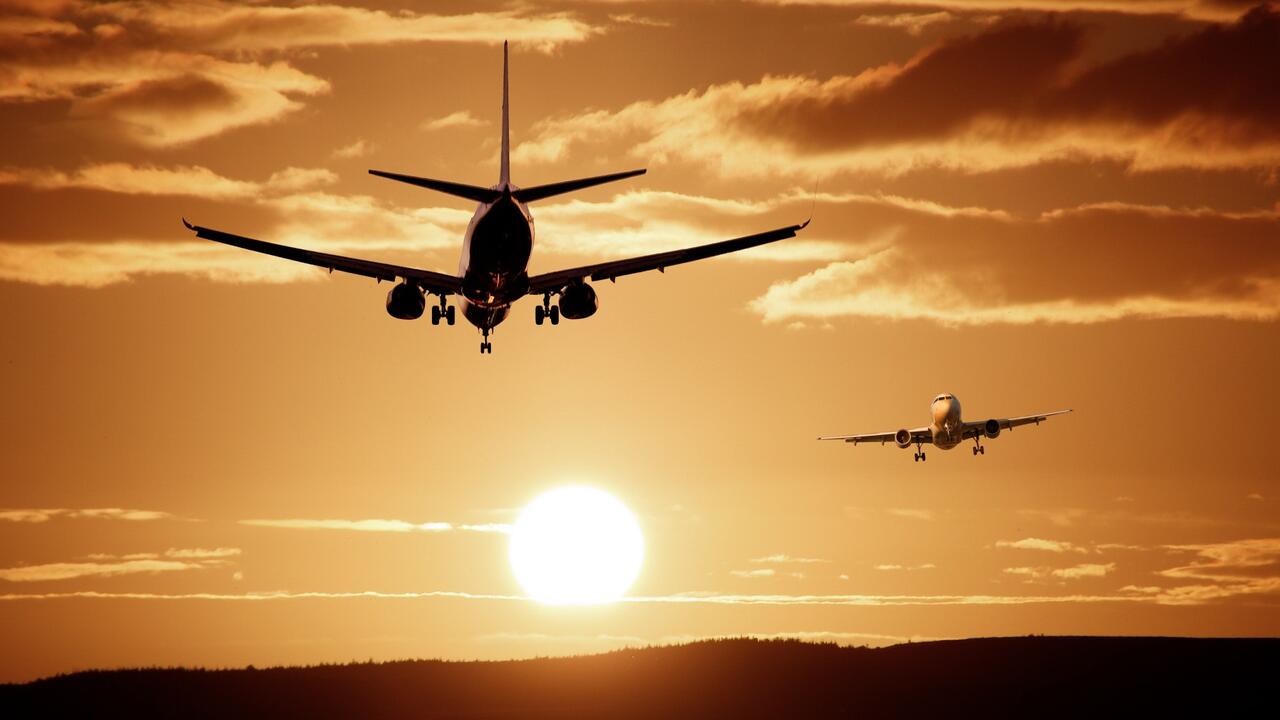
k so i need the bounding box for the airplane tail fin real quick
[500,40,510,186]
[371,43,645,204]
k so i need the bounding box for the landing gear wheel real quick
[480,342,493,354]
[549,306,560,325]
[913,453,919,462]
[431,305,441,325]
[445,305,455,325]
[535,305,545,325]
[920,452,927,462]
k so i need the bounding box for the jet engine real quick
[983,418,1001,439]
[386,282,426,320]
[894,428,913,449]
[558,281,598,320]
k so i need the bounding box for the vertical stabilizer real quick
[500,41,510,186]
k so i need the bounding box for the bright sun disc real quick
[509,486,644,605]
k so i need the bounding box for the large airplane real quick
[182,43,807,353]
[818,394,1071,461]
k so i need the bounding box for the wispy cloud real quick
[0,590,1152,606]
[420,110,489,132]
[239,518,510,534]
[996,538,1089,554]
[874,563,937,571]
[0,163,335,199]
[1003,563,1116,582]
[1,1,595,146]
[0,508,174,523]
[749,554,831,564]
[1154,538,1280,605]
[730,569,777,578]
[0,546,241,582]
[516,8,1280,176]
[886,508,934,521]
[331,139,373,159]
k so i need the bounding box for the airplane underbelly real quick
[461,201,532,307]
[463,300,509,330]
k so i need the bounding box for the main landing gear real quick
[972,436,986,456]
[534,293,560,326]
[430,296,455,326]
[479,327,493,354]
[913,441,927,462]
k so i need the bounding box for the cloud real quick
[748,200,1280,326]
[0,1,595,146]
[996,538,1090,554]
[730,568,777,578]
[0,589,1152,606]
[874,563,937,571]
[0,508,173,523]
[420,110,489,132]
[1004,562,1116,582]
[516,7,1280,176]
[331,138,373,159]
[239,518,511,534]
[0,163,335,199]
[0,179,838,287]
[853,11,960,35]
[1154,538,1280,604]
[886,508,935,520]
[1052,562,1116,579]
[748,1,1256,22]
[0,559,203,582]
[749,554,831,564]
[162,547,241,559]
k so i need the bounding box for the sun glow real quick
[508,486,644,605]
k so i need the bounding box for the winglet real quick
[799,217,811,230]
[182,217,194,231]
[500,40,510,185]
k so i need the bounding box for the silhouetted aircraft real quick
[183,42,807,353]
[819,394,1071,461]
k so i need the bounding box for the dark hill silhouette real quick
[2,636,1274,718]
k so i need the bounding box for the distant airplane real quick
[818,394,1072,461]
[183,42,807,353]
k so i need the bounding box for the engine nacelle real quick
[558,281,598,320]
[385,282,425,320]
[894,428,913,449]
[983,418,1001,440]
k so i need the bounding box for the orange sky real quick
[1,0,1278,683]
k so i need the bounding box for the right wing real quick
[184,220,463,295]
[526,221,808,295]
[818,428,932,446]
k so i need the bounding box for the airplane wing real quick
[817,428,932,445]
[962,409,1073,437]
[525,221,809,295]
[184,220,463,295]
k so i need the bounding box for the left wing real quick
[818,428,931,445]
[962,409,1073,437]
[526,221,808,295]
[184,220,463,295]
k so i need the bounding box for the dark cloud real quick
[742,5,1280,157]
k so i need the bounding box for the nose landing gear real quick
[480,327,493,354]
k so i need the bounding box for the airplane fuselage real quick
[457,186,534,331]
[929,394,964,450]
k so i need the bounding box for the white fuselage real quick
[930,394,964,450]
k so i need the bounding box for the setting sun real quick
[509,487,644,605]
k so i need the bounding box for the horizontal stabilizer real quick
[369,170,501,203]
[514,169,646,203]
